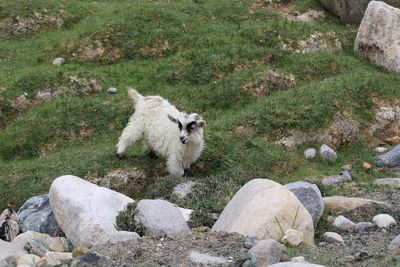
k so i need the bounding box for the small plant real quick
[115,203,146,236]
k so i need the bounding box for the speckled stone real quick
[374,144,400,167]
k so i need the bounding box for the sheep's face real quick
[168,113,205,144]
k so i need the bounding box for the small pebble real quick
[304,148,316,159]
[52,57,65,65]
[107,87,118,94]
[375,147,388,153]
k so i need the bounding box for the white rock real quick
[49,175,140,247]
[354,1,400,73]
[333,215,355,230]
[281,229,304,247]
[372,214,396,228]
[189,251,228,265]
[304,148,316,159]
[291,256,307,263]
[0,239,27,263]
[17,254,41,266]
[52,57,65,65]
[248,239,285,266]
[322,232,344,244]
[320,144,337,161]
[135,199,191,237]
[211,179,314,246]
[178,207,193,223]
[107,87,118,94]
[375,147,388,153]
[173,181,196,198]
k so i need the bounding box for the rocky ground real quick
[89,231,246,267]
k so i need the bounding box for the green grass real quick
[0,1,399,263]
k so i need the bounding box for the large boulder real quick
[285,181,324,225]
[354,1,400,73]
[18,194,64,237]
[135,199,191,237]
[211,179,314,246]
[319,0,400,23]
[49,175,140,247]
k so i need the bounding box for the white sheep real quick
[116,88,206,177]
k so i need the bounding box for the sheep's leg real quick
[115,119,143,158]
[167,156,185,177]
[143,142,158,158]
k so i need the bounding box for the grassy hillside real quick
[0,0,399,236]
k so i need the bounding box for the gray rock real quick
[189,251,228,265]
[388,234,400,250]
[107,87,118,94]
[320,144,337,161]
[355,1,400,73]
[248,239,285,266]
[135,199,191,237]
[322,171,352,186]
[244,235,259,249]
[172,181,197,199]
[372,214,396,228]
[374,145,400,168]
[319,0,400,23]
[375,147,388,153]
[24,239,49,257]
[375,178,400,187]
[354,222,375,233]
[322,232,344,244]
[242,259,256,267]
[304,148,316,159]
[285,181,324,225]
[333,215,355,230]
[18,194,64,237]
[269,262,326,267]
[52,57,65,65]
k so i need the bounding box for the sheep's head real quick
[168,113,205,144]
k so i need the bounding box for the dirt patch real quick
[280,31,342,54]
[0,11,64,38]
[276,112,359,149]
[63,28,175,62]
[242,70,295,97]
[36,76,102,101]
[87,231,247,267]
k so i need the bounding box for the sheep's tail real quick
[127,87,143,105]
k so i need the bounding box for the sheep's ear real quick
[197,119,206,128]
[168,114,178,124]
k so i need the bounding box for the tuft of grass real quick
[115,202,146,236]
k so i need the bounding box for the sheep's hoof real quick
[183,168,189,176]
[116,153,124,160]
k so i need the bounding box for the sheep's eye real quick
[187,122,196,132]
[178,122,182,130]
